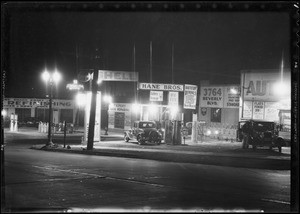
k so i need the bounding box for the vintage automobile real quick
[124,121,162,145]
[240,119,287,153]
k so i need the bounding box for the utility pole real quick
[87,48,100,150]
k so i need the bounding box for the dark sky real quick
[4,3,291,99]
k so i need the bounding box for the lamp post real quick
[42,68,61,146]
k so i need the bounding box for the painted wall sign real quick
[242,70,291,101]
[139,83,184,91]
[224,86,240,108]
[168,91,179,106]
[200,86,223,108]
[150,91,163,102]
[3,98,74,109]
[184,84,198,109]
[98,70,139,82]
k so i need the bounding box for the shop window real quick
[15,108,31,122]
[114,112,125,129]
[211,108,221,123]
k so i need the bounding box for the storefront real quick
[198,81,240,140]
[2,98,76,126]
[240,69,291,123]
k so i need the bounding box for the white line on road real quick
[261,198,290,205]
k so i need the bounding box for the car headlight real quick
[207,130,211,135]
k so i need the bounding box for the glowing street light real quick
[148,104,158,115]
[41,68,61,146]
[132,103,140,114]
[273,81,290,97]
[103,95,112,104]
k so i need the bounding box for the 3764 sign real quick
[200,86,223,108]
[203,88,222,96]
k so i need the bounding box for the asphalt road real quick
[2,128,291,212]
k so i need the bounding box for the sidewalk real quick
[7,127,290,170]
[31,130,291,170]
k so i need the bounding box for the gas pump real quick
[10,113,18,132]
[172,120,182,145]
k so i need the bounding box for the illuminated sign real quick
[98,70,139,82]
[139,83,184,91]
[242,70,291,101]
[3,98,74,109]
[66,83,84,91]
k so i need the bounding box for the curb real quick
[31,145,291,170]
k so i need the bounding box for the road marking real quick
[32,165,169,188]
[32,165,106,178]
[261,198,290,205]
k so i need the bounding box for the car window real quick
[139,122,155,128]
[253,122,273,131]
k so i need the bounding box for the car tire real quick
[124,134,129,142]
[137,135,143,145]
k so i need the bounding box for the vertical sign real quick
[253,101,264,120]
[243,101,253,119]
[149,91,163,101]
[168,91,178,106]
[184,84,198,109]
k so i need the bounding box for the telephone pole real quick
[87,48,100,150]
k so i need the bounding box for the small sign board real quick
[181,127,189,137]
[150,91,163,101]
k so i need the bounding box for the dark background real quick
[3,2,291,100]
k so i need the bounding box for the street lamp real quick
[41,68,61,146]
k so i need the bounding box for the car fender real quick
[275,137,286,147]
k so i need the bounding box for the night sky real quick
[3,2,291,99]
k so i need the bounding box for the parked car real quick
[124,121,162,145]
[18,117,41,127]
[240,119,287,153]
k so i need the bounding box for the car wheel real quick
[278,146,282,153]
[124,134,129,142]
[137,135,143,145]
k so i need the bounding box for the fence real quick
[196,122,238,142]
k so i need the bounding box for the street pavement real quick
[15,127,291,170]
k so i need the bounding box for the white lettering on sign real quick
[200,87,223,108]
[98,70,139,82]
[184,84,198,109]
[3,98,74,109]
[139,83,184,91]
[150,91,163,102]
